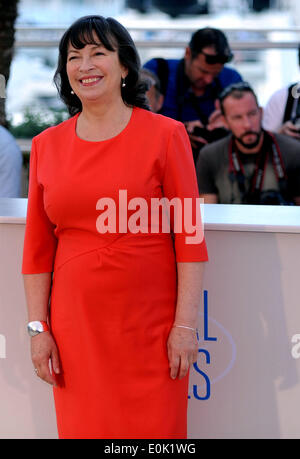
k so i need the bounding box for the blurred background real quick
[3,0,300,158]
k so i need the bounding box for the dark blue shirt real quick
[144,58,243,125]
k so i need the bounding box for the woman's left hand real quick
[167,326,198,380]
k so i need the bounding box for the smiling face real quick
[66,32,128,106]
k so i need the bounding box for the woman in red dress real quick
[22,15,208,439]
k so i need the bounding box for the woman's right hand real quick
[31,332,60,386]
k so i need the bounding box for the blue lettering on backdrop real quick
[189,290,217,401]
[204,290,217,342]
[192,350,211,400]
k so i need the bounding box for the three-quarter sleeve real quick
[162,122,208,262]
[22,138,58,274]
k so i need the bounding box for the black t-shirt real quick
[196,133,300,204]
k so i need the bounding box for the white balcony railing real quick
[14,25,300,50]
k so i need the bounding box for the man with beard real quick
[196,82,300,205]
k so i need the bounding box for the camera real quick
[245,190,293,206]
[292,118,300,131]
[192,126,229,144]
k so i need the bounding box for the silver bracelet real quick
[173,324,197,332]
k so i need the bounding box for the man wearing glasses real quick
[196,82,300,206]
[143,28,242,162]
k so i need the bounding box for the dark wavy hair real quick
[189,27,233,61]
[53,15,150,115]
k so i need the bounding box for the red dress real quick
[22,107,208,439]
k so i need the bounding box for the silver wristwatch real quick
[27,321,49,337]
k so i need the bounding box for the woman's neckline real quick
[73,106,137,144]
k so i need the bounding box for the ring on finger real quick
[34,368,38,375]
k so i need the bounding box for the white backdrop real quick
[188,229,300,439]
[1,200,300,439]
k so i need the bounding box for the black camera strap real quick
[283,83,300,123]
[228,131,288,204]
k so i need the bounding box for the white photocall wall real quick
[1,199,300,439]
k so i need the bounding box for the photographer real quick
[143,27,242,163]
[263,44,300,140]
[196,82,300,205]
[0,124,22,197]
[140,68,164,113]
